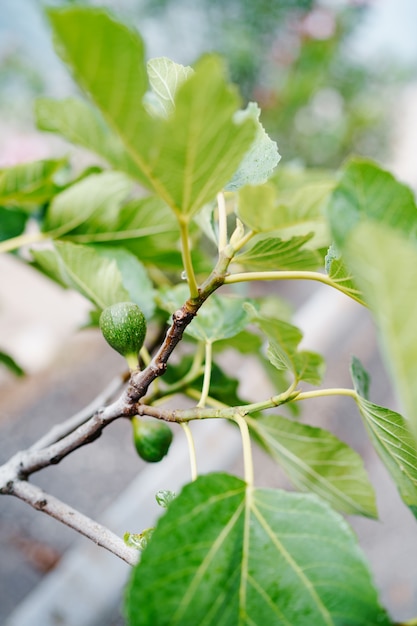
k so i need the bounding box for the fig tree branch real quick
[2,478,138,566]
[0,277,220,481]
[125,244,233,402]
[136,385,357,423]
[0,245,236,562]
[1,245,234,480]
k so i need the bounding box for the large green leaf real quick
[49,7,150,148]
[344,222,417,442]
[33,242,130,309]
[142,54,256,216]
[234,233,321,271]
[351,357,417,518]
[245,303,324,385]
[248,414,377,517]
[49,8,255,217]
[0,158,65,208]
[35,97,149,187]
[126,474,391,626]
[43,171,133,236]
[328,158,417,248]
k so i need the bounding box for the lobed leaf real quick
[49,8,255,217]
[144,54,256,217]
[248,414,377,517]
[126,473,391,626]
[351,357,417,518]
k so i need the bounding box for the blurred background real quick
[1,0,417,171]
[1,0,417,624]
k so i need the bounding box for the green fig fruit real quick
[132,417,173,463]
[99,302,146,368]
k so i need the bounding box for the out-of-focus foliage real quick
[141,0,314,99]
[1,0,406,168]
[138,0,400,167]
[0,48,44,116]
[257,7,392,167]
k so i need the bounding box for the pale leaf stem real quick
[224,270,362,303]
[295,388,357,402]
[181,423,198,481]
[197,341,213,408]
[234,414,254,486]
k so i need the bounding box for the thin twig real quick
[8,480,138,566]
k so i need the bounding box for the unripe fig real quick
[132,417,173,463]
[99,302,146,368]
